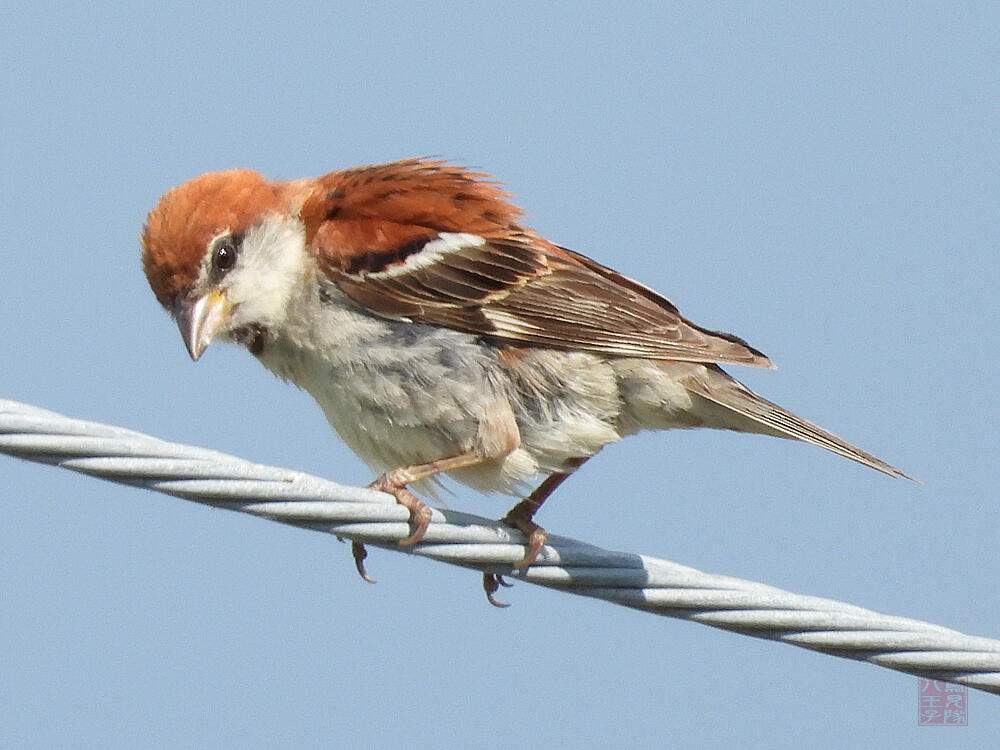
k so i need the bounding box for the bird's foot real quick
[502,507,548,569]
[368,475,432,546]
[483,572,513,608]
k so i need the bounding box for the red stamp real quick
[918,678,968,725]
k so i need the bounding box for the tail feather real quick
[683,366,915,481]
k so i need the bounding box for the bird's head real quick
[142,159,525,360]
[141,170,309,359]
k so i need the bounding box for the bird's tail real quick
[682,365,914,480]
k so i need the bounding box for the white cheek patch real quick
[225,215,309,328]
[361,232,486,279]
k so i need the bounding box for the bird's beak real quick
[176,291,231,361]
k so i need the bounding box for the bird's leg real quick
[350,450,488,582]
[481,457,589,606]
[370,450,486,545]
[502,456,590,569]
[500,470,571,569]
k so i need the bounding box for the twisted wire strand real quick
[2,398,998,695]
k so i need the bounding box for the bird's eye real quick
[212,236,238,273]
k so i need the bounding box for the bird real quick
[141,158,911,605]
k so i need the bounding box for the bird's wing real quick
[302,158,772,367]
[314,230,772,367]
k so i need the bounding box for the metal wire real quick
[2,397,998,695]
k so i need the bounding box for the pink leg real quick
[351,451,487,582]
[483,456,589,607]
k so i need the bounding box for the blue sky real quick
[2,2,998,747]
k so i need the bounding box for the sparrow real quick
[141,158,910,605]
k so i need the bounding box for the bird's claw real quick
[483,573,512,608]
[369,477,432,546]
[352,540,376,583]
[502,511,548,569]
